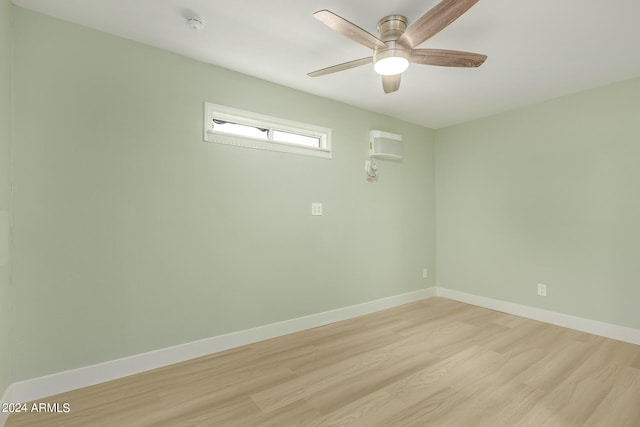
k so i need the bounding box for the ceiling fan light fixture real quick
[374,48,409,75]
[374,56,409,75]
[309,1,487,93]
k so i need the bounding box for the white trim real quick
[0,288,434,411]
[206,132,332,159]
[436,287,640,345]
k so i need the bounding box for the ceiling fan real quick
[308,0,487,94]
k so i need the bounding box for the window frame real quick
[203,102,332,159]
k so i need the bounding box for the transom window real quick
[204,102,332,159]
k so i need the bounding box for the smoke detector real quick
[186,17,204,31]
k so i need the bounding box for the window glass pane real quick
[213,120,268,140]
[205,102,331,159]
[273,130,321,148]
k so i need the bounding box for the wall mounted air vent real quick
[369,130,403,160]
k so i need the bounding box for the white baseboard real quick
[3,284,639,427]
[1,287,435,413]
[436,287,640,345]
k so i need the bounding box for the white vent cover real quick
[369,130,403,160]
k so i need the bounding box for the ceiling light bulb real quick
[374,56,409,75]
[374,47,409,76]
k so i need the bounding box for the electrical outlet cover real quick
[311,203,323,216]
[537,283,547,297]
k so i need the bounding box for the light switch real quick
[311,203,323,216]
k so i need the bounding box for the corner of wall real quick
[0,0,15,410]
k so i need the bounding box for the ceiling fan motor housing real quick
[377,15,407,41]
[374,15,409,75]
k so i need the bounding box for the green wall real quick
[436,77,640,329]
[0,0,13,397]
[8,3,640,390]
[10,8,435,382]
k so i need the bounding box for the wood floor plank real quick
[632,352,640,369]
[453,380,546,427]
[306,390,404,427]
[304,349,438,415]
[376,386,468,427]
[252,335,438,414]
[584,366,640,426]
[6,297,640,426]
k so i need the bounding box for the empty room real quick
[1,0,639,425]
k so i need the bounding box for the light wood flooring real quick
[7,297,640,426]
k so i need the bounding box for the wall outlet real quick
[422,268,428,279]
[537,283,547,297]
[311,202,323,216]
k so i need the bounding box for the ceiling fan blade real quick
[308,57,372,77]
[410,49,486,67]
[313,10,386,50]
[398,0,480,49]
[382,74,401,94]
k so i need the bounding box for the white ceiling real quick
[11,0,640,129]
